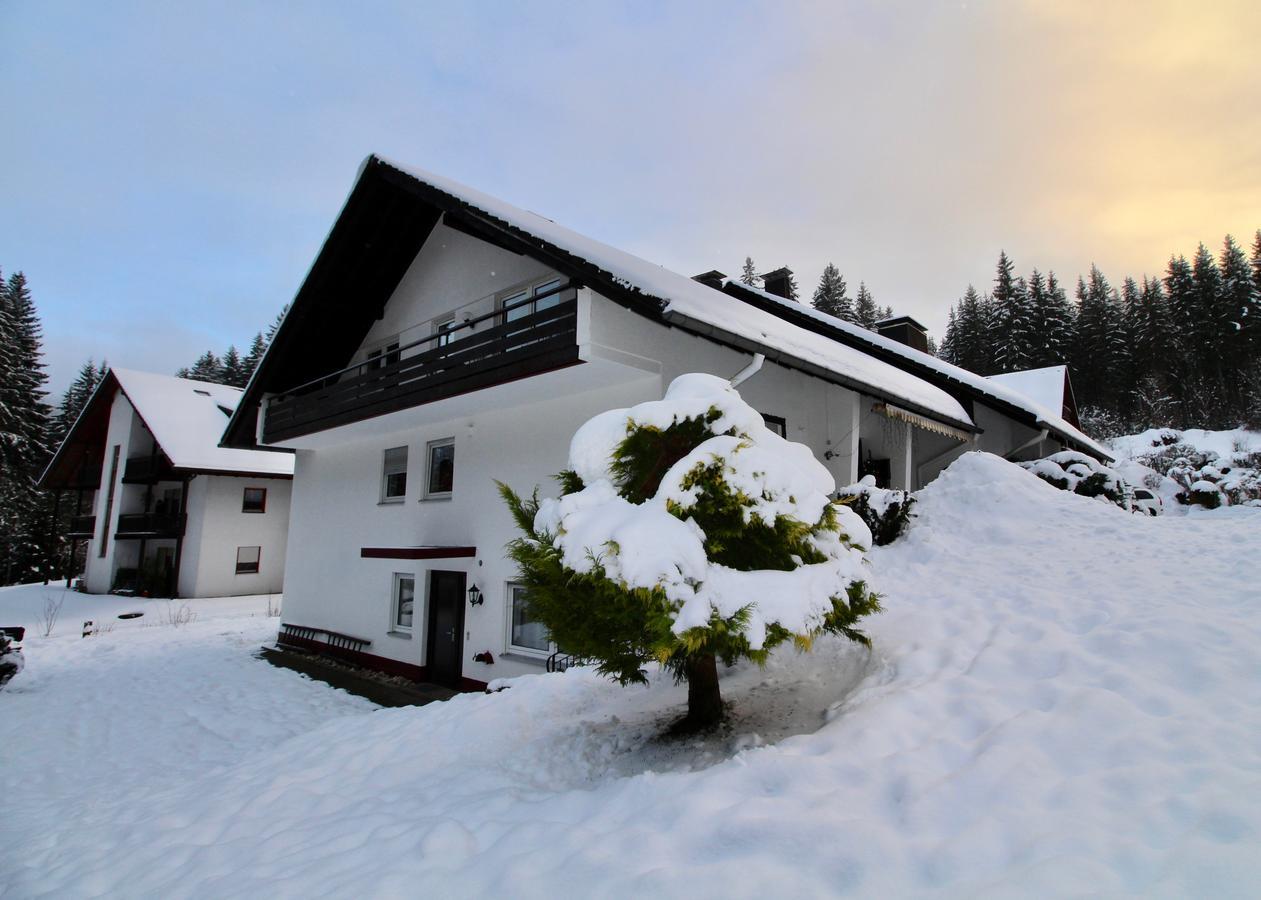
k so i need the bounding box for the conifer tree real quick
[220,345,247,388]
[811,263,851,320]
[52,360,104,444]
[740,256,760,288]
[992,252,1035,372]
[1044,271,1076,367]
[499,375,879,730]
[853,282,878,330]
[181,351,222,383]
[1218,235,1257,411]
[243,332,267,381]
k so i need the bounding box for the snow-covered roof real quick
[376,158,973,431]
[714,279,1110,460]
[112,369,293,476]
[987,366,1070,419]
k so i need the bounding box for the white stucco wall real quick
[178,475,291,598]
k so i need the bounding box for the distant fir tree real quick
[180,351,222,383]
[939,308,959,362]
[52,360,105,444]
[811,263,851,320]
[265,304,289,343]
[1043,272,1076,367]
[220,345,247,388]
[853,282,878,330]
[739,257,760,288]
[0,269,54,586]
[879,304,894,321]
[992,252,1035,373]
[242,332,267,381]
[1218,235,1258,412]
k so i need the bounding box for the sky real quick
[2,0,1259,398]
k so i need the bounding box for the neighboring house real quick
[222,155,1111,690]
[39,369,294,598]
[986,365,1082,430]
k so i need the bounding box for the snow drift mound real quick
[6,452,1260,898]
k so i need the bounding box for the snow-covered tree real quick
[499,374,880,730]
[179,351,222,383]
[853,282,878,330]
[739,257,760,288]
[811,263,851,320]
[52,359,105,444]
[220,345,247,388]
[243,332,267,382]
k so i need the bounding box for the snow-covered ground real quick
[3,453,1259,898]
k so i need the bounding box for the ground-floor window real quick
[392,573,415,631]
[235,546,261,575]
[507,582,550,655]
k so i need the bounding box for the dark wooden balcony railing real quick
[115,512,186,538]
[263,286,581,443]
[122,454,177,484]
[67,514,97,538]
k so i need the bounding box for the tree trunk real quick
[680,653,724,731]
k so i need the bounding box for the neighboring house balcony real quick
[123,453,178,484]
[66,515,96,538]
[262,285,580,443]
[115,512,187,539]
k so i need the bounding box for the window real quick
[508,583,550,654]
[426,438,454,498]
[381,446,408,502]
[366,341,400,371]
[235,546,261,575]
[762,414,787,437]
[392,573,415,631]
[242,487,267,513]
[435,316,457,347]
[501,277,564,323]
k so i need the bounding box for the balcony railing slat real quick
[115,512,187,538]
[263,297,580,443]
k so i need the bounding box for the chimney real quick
[874,315,930,354]
[760,267,794,299]
[691,270,726,291]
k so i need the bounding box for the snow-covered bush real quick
[835,476,915,546]
[1186,480,1224,509]
[499,374,880,730]
[1019,451,1129,509]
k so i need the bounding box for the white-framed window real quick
[507,582,552,656]
[425,438,454,498]
[499,277,565,324]
[235,546,261,575]
[391,572,416,632]
[365,339,400,371]
[381,446,408,502]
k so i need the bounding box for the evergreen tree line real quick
[739,256,898,333]
[174,306,285,388]
[939,235,1261,433]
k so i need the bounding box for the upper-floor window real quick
[381,446,408,502]
[500,277,564,324]
[425,438,454,498]
[434,315,457,348]
[242,487,267,513]
[762,414,787,438]
[366,340,400,371]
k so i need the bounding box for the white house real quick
[222,155,1110,690]
[40,369,294,598]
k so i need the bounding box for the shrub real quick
[499,374,879,731]
[1020,451,1129,509]
[835,476,915,546]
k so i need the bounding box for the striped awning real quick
[872,402,974,442]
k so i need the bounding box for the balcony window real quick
[242,487,267,513]
[434,316,457,347]
[235,546,261,575]
[425,438,454,498]
[381,446,408,502]
[366,341,400,371]
[501,277,564,323]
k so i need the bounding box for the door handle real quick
[447,628,457,642]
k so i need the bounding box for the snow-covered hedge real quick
[835,476,915,546]
[1019,451,1129,509]
[1112,427,1261,508]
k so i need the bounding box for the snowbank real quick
[4,454,1260,897]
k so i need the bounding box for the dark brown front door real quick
[426,571,466,687]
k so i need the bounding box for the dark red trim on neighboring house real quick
[360,546,477,560]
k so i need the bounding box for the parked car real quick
[1131,488,1163,516]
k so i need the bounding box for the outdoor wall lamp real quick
[467,584,483,606]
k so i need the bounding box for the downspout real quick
[1003,428,1049,461]
[729,352,765,388]
[171,475,191,599]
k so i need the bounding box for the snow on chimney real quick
[691,270,726,290]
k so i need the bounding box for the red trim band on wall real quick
[360,546,477,560]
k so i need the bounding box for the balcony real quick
[123,454,177,484]
[67,515,97,538]
[115,512,186,539]
[262,288,580,444]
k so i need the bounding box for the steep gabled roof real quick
[224,155,1108,460]
[40,369,293,489]
[987,366,1081,430]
